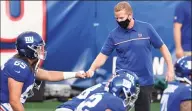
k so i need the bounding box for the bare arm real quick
[180,100,192,111]
[8,78,24,111]
[160,44,174,72]
[86,53,108,78]
[160,44,174,82]
[89,53,108,71]
[36,69,85,81]
[174,22,184,58]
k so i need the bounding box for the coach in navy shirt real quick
[174,1,191,58]
[85,1,174,111]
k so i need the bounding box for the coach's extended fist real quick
[85,69,95,78]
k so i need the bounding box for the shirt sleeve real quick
[148,24,164,49]
[4,60,31,82]
[174,3,184,24]
[100,33,116,56]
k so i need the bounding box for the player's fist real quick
[86,69,95,78]
[75,71,86,79]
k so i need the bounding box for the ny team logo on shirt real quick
[138,33,142,38]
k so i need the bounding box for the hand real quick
[85,69,95,78]
[176,48,184,59]
[75,71,86,79]
[165,70,175,82]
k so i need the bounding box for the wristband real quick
[63,72,76,79]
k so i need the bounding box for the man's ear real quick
[128,13,133,20]
[128,15,132,20]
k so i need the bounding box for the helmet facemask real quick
[175,76,192,85]
[27,44,47,60]
[121,87,140,111]
[27,44,47,72]
[175,69,192,85]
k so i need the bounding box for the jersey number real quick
[76,94,103,111]
[77,84,102,99]
[14,61,26,69]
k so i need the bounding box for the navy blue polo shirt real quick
[101,20,164,86]
[174,1,191,51]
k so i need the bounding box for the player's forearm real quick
[46,71,66,81]
[48,71,79,81]
[90,53,108,71]
[160,44,174,71]
[10,101,24,111]
[37,69,78,81]
[174,23,182,49]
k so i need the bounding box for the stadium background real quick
[0,1,185,111]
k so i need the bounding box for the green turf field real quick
[24,101,160,111]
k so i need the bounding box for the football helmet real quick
[108,69,140,110]
[15,31,47,60]
[175,56,192,85]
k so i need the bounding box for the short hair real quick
[114,1,133,14]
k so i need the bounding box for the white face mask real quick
[28,45,47,60]
[36,45,47,60]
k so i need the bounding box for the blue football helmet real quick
[175,56,192,85]
[15,31,47,60]
[108,70,140,110]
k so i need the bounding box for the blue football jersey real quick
[0,57,35,104]
[75,92,126,111]
[57,83,107,110]
[160,81,192,111]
